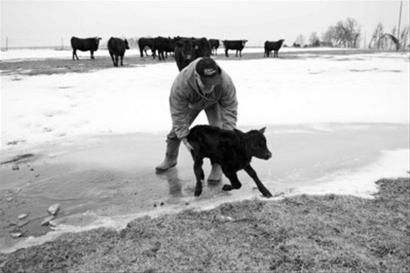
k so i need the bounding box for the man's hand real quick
[182,137,193,151]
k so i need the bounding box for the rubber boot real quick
[207,163,223,183]
[155,138,180,172]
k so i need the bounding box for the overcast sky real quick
[1,0,409,48]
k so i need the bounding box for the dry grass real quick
[1,177,409,272]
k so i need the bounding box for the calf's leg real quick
[205,104,223,183]
[222,170,242,191]
[244,165,272,197]
[193,158,205,196]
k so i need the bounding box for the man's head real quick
[195,57,222,94]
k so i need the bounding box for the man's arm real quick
[219,74,238,130]
[169,86,190,139]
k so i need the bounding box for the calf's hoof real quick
[194,182,203,197]
[222,183,241,191]
[262,191,273,198]
[222,184,234,191]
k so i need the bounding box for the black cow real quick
[152,36,174,61]
[138,37,154,57]
[187,125,273,198]
[107,37,129,67]
[70,37,101,60]
[164,38,176,58]
[174,38,195,71]
[174,37,211,71]
[223,40,248,57]
[264,39,285,58]
[193,38,211,58]
[209,39,220,55]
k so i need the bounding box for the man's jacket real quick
[169,58,238,139]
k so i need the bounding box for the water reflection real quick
[156,166,227,200]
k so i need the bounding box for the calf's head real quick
[246,127,272,160]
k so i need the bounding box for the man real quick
[156,57,238,183]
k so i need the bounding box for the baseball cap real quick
[195,57,222,86]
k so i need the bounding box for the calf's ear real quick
[259,127,266,134]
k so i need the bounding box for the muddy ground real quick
[0,177,409,272]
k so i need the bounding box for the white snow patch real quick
[1,52,409,150]
[294,149,410,198]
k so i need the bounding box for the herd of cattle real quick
[70,36,285,70]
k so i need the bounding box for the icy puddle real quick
[0,123,408,253]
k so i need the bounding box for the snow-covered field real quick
[1,51,409,150]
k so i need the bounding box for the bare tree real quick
[335,21,346,47]
[390,26,397,50]
[309,32,320,47]
[369,23,384,49]
[295,34,305,46]
[344,18,361,47]
[322,26,336,45]
[391,26,397,38]
[322,18,361,48]
[400,26,409,49]
[368,23,407,51]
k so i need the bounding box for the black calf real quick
[187,125,273,198]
